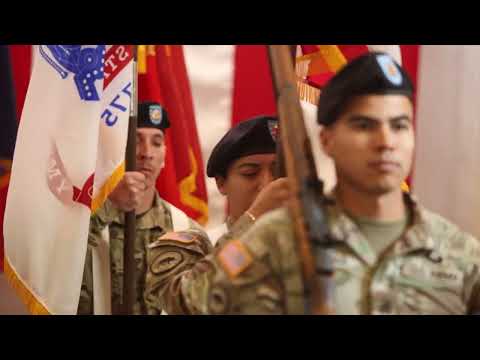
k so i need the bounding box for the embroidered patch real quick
[150,251,184,275]
[158,231,197,244]
[376,54,403,86]
[149,104,163,125]
[217,239,253,279]
[268,119,279,142]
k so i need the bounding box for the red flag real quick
[231,45,277,126]
[9,45,32,121]
[138,45,209,225]
[229,45,374,121]
[1,45,31,271]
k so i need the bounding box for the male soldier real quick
[206,116,290,245]
[77,101,206,315]
[145,52,480,315]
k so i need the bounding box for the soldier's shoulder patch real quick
[158,231,198,244]
[217,239,253,279]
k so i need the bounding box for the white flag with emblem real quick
[3,45,132,315]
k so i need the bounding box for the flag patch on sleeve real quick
[217,239,253,279]
[159,231,197,244]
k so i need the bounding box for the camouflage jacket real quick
[77,193,205,315]
[145,193,480,315]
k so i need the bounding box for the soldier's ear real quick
[215,176,227,195]
[160,143,167,170]
[319,126,334,157]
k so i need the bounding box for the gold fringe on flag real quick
[297,81,321,106]
[296,53,321,105]
[4,258,50,315]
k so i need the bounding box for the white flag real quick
[3,45,132,315]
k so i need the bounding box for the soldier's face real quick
[216,153,276,221]
[136,128,166,189]
[320,94,414,195]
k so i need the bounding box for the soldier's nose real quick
[259,170,274,189]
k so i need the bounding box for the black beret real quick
[137,101,170,130]
[317,52,414,126]
[206,115,278,177]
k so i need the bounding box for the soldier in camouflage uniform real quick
[77,102,205,315]
[205,116,290,245]
[145,53,480,315]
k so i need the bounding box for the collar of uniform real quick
[99,192,170,230]
[136,193,172,230]
[324,191,377,266]
[393,192,436,254]
[323,190,435,265]
[225,213,255,231]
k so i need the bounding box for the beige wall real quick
[413,45,480,238]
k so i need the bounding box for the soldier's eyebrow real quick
[348,114,412,123]
[348,115,379,124]
[153,133,164,141]
[235,163,261,170]
[389,115,412,123]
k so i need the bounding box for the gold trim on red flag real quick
[138,45,147,74]
[179,147,209,225]
[295,45,347,105]
[316,45,347,72]
[138,45,156,75]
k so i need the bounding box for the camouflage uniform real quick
[77,193,205,315]
[145,193,480,315]
[145,53,480,314]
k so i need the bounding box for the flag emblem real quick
[157,231,197,244]
[39,45,106,101]
[217,239,253,279]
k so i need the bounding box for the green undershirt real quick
[349,209,411,257]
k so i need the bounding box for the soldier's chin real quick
[366,181,400,195]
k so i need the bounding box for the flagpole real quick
[121,45,138,315]
[269,45,296,179]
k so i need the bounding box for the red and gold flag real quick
[138,45,208,224]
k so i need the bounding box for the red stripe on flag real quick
[301,45,320,55]
[103,45,134,89]
[231,45,277,126]
[337,45,370,61]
